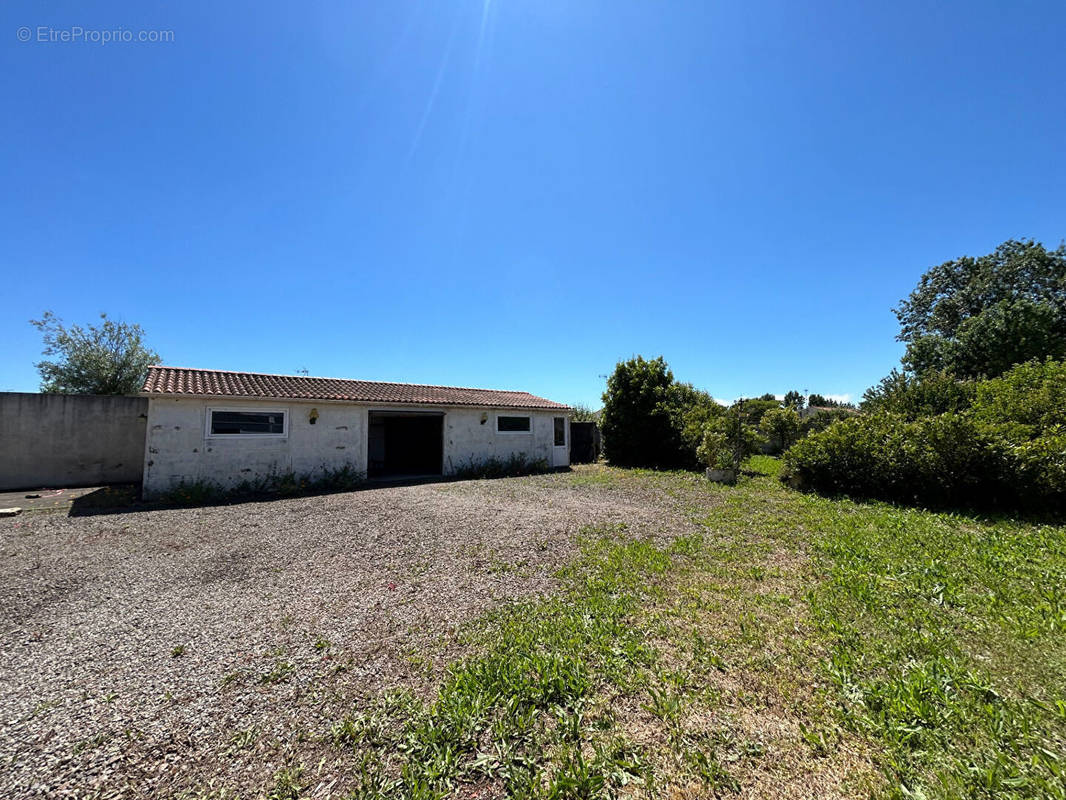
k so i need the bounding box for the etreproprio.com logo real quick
[17,26,175,44]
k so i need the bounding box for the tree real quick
[735,397,779,427]
[783,390,805,411]
[760,407,801,452]
[894,239,1066,379]
[807,393,853,409]
[600,356,679,468]
[30,311,160,395]
[569,404,599,422]
[698,403,762,470]
[860,369,976,419]
[600,356,724,470]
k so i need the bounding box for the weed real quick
[158,465,367,505]
[259,660,294,685]
[226,727,258,753]
[267,765,304,800]
[220,670,243,688]
[451,454,551,480]
[72,732,109,754]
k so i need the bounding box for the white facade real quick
[142,396,569,497]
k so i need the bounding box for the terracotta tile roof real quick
[141,366,570,410]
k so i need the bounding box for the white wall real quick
[143,397,567,497]
[143,398,366,497]
[442,409,560,473]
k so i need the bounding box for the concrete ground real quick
[0,486,107,513]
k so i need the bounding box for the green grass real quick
[712,457,1066,798]
[332,530,689,798]
[805,490,1066,797]
[322,458,1065,799]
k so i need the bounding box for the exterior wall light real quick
[480,411,488,425]
[309,408,319,425]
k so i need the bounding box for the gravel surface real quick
[0,471,696,798]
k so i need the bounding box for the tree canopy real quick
[600,356,678,468]
[31,311,160,395]
[599,356,722,469]
[894,239,1066,379]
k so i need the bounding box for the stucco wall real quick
[143,397,366,497]
[0,392,148,490]
[442,409,559,472]
[142,398,568,497]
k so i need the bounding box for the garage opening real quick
[367,411,444,479]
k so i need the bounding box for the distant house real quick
[140,366,570,497]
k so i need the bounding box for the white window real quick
[207,407,287,438]
[496,414,531,434]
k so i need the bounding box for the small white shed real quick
[139,366,571,497]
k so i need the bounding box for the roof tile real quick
[142,366,569,410]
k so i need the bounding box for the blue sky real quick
[2,1,1064,407]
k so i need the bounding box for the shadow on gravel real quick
[66,469,574,517]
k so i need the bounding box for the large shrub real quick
[600,357,722,470]
[665,381,724,468]
[600,356,682,469]
[969,357,1066,432]
[782,413,1021,509]
[861,369,976,419]
[783,360,1066,511]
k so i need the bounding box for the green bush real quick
[861,369,977,419]
[784,360,1066,511]
[759,407,801,453]
[600,356,722,470]
[970,357,1066,432]
[666,381,725,468]
[782,413,1020,509]
[696,428,732,470]
[799,407,855,438]
[600,356,679,469]
[697,409,762,470]
[568,403,599,422]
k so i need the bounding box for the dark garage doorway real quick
[367,411,444,479]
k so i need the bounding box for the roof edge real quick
[140,391,571,411]
[144,365,537,396]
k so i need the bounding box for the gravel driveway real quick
[0,470,695,798]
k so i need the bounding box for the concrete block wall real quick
[0,393,148,490]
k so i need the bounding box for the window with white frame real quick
[208,408,287,437]
[496,414,531,433]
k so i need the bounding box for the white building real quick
[140,366,570,498]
